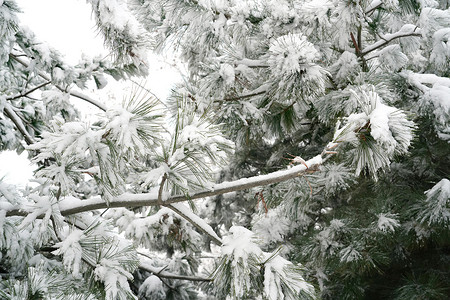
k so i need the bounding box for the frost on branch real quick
[404,71,450,141]
[82,222,139,300]
[328,51,361,87]
[52,229,84,277]
[430,28,450,72]
[263,255,315,300]
[0,0,20,64]
[267,32,327,103]
[333,87,414,180]
[375,213,400,233]
[138,275,166,299]
[107,207,202,255]
[212,226,264,299]
[212,226,315,300]
[156,103,234,194]
[86,0,149,76]
[104,95,163,159]
[28,93,164,200]
[41,90,79,122]
[416,179,450,227]
[371,44,409,71]
[314,163,357,197]
[252,206,294,248]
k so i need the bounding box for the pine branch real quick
[6,81,52,101]
[166,203,223,245]
[217,90,267,102]
[365,0,382,15]
[235,58,270,68]
[360,26,421,56]
[139,259,212,282]
[351,31,368,71]
[5,153,327,217]
[2,102,35,145]
[350,32,361,54]
[156,173,221,244]
[9,53,108,112]
[158,173,167,205]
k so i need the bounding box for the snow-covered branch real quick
[235,58,269,68]
[167,203,223,245]
[2,102,35,145]
[361,25,422,56]
[139,259,212,282]
[404,72,450,88]
[365,0,382,15]
[6,81,51,101]
[218,90,267,102]
[62,155,322,215]
[9,53,108,111]
[5,155,324,218]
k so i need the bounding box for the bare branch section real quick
[9,53,108,112]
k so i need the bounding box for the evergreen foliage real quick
[0,0,449,299]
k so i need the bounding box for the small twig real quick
[2,102,35,145]
[360,27,421,56]
[99,208,109,217]
[217,90,267,102]
[156,265,169,275]
[350,32,361,54]
[365,2,382,15]
[139,262,212,282]
[285,153,309,169]
[6,81,51,101]
[255,191,268,216]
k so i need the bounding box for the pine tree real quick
[0,0,449,299]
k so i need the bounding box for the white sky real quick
[0,0,181,186]
[17,0,107,64]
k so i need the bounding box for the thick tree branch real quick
[9,53,108,112]
[5,155,324,217]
